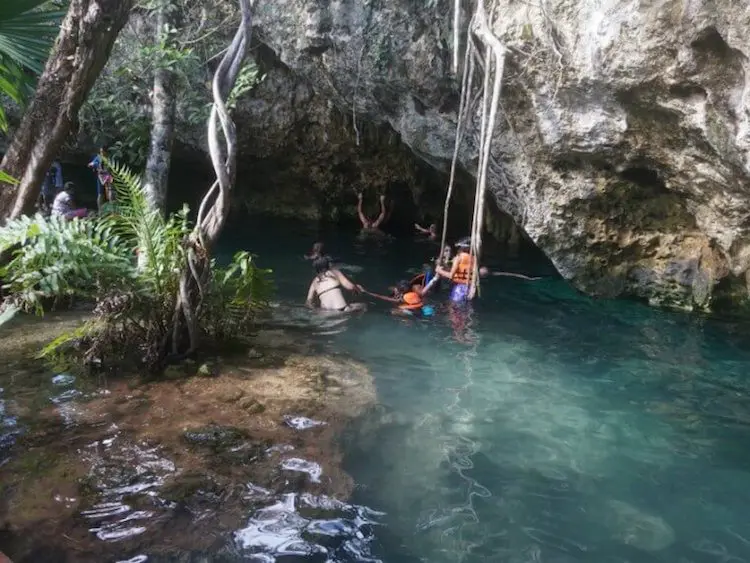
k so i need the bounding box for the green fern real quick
[0,160,273,370]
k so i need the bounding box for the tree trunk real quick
[0,0,134,222]
[143,1,180,213]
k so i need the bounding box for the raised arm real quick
[356,192,368,227]
[421,274,440,296]
[372,194,387,228]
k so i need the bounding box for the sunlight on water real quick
[234,489,383,561]
[80,429,176,542]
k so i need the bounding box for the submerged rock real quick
[182,425,249,450]
[246,0,750,309]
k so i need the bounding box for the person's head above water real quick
[313,256,332,275]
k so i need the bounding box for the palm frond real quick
[0,0,65,130]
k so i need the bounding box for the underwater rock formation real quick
[247,0,750,309]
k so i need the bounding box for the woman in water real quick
[306,256,366,312]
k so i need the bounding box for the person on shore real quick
[356,191,388,232]
[37,160,64,214]
[306,256,366,312]
[437,237,477,303]
[415,222,438,241]
[88,145,114,211]
[51,182,88,220]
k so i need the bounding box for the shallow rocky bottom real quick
[0,314,377,562]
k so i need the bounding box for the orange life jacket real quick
[452,252,474,284]
[399,291,423,310]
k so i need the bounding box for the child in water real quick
[364,279,436,316]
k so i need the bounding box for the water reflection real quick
[234,490,383,561]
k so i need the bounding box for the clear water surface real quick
[220,218,750,563]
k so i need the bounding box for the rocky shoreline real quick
[0,314,377,562]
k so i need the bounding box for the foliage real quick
[226,61,263,111]
[78,1,261,167]
[0,0,65,131]
[0,161,273,371]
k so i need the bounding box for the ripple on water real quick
[79,431,176,543]
[283,414,327,430]
[281,457,323,483]
[0,387,20,467]
[234,491,383,561]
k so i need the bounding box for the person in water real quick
[306,256,366,312]
[437,237,477,303]
[414,222,438,241]
[364,278,437,316]
[357,191,387,231]
[88,145,114,211]
[51,182,88,220]
[305,241,324,260]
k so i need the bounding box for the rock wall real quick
[248,0,750,310]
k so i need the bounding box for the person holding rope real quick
[437,237,477,303]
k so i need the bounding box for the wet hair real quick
[396,280,410,294]
[313,256,332,275]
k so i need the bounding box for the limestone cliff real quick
[246,0,750,310]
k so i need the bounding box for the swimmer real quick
[364,278,437,316]
[305,256,365,312]
[304,241,324,260]
[437,237,477,303]
[357,191,388,231]
[414,222,438,241]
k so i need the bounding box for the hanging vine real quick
[442,0,507,299]
[171,0,254,355]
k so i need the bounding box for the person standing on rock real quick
[88,145,114,211]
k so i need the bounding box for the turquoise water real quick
[227,218,750,563]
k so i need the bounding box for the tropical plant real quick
[0,161,273,371]
[0,0,65,132]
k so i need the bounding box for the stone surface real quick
[246,0,750,309]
